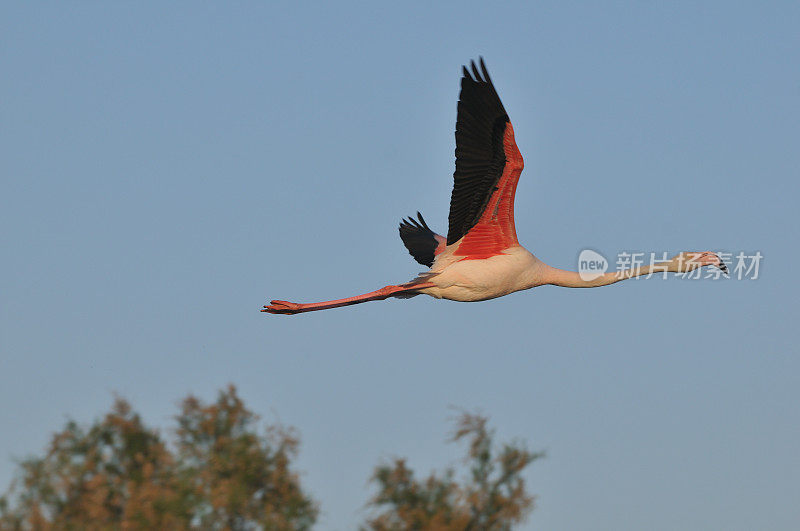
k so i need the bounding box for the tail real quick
[399,212,446,267]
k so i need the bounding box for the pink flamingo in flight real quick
[263,58,726,315]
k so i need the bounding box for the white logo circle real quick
[578,249,608,281]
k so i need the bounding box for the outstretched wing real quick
[447,58,524,259]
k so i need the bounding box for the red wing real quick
[446,59,525,259]
[453,123,523,259]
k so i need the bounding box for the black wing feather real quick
[399,212,439,267]
[447,58,510,245]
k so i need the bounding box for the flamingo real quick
[263,58,726,315]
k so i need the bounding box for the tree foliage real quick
[364,412,543,531]
[0,386,317,530]
[1,390,541,530]
[175,387,316,530]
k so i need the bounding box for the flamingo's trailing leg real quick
[262,282,436,315]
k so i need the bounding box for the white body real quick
[420,245,549,302]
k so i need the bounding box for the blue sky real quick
[2,2,798,529]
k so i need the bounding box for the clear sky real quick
[2,2,798,529]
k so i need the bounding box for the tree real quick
[176,386,316,530]
[364,412,543,531]
[0,386,317,530]
[0,397,188,530]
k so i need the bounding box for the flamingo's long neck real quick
[541,262,666,288]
